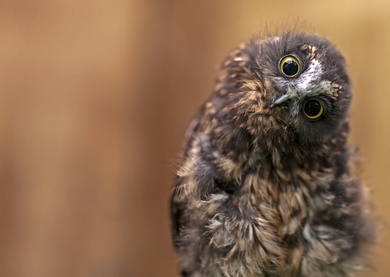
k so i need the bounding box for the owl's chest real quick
[204,168,336,274]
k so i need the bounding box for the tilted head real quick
[173,33,375,277]
[212,33,351,151]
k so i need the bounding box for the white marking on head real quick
[295,59,323,91]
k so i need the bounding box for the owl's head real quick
[216,33,351,147]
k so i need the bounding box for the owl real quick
[170,33,375,277]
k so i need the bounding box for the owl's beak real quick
[270,94,289,107]
[270,87,297,108]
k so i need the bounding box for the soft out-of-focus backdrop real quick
[0,1,389,276]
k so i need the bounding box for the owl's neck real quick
[247,120,351,179]
[194,115,350,184]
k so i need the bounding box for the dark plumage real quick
[170,32,375,277]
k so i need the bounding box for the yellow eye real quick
[303,100,324,120]
[279,55,300,77]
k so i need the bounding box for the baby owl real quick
[170,33,375,277]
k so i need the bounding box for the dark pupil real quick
[283,59,299,76]
[304,100,321,116]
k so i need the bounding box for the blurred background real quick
[0,1,389,276]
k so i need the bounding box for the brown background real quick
[0,1,389,276]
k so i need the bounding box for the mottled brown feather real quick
[170,32,375,277]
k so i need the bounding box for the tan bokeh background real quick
[0,1,389,276]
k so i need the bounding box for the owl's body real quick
[170,33,374,277]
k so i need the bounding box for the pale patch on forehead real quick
[295,58,323,91]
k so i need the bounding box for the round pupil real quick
[304,100,321,116]
[282,59,299,76]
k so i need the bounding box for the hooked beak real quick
[270,87,297,108]
[270,94,290,108]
